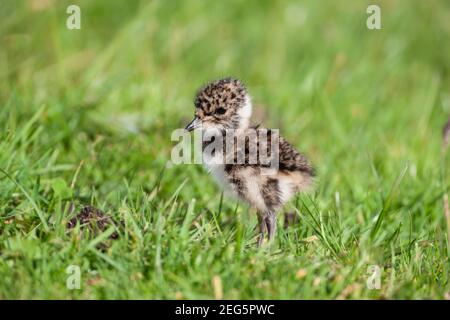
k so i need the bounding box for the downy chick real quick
[185,78,315,246]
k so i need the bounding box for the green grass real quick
[1,0,450,299]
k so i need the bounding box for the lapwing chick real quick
[185,78,315,246]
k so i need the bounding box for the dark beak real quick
[185,116,201,132]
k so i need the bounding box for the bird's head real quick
[185,78,252,132]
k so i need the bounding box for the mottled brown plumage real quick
[194,78,248,129]
[185,78,315,246]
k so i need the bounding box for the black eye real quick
[216,107,226,115]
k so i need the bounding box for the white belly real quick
[203,163,229,190]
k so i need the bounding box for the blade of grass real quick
[0,167,49,231]
[370,164,408,240]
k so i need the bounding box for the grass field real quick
[1,0,450,299]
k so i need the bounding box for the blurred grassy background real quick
[0,0,450,299]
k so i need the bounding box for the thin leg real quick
[265,213,277,242]
[257,214,267,247]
